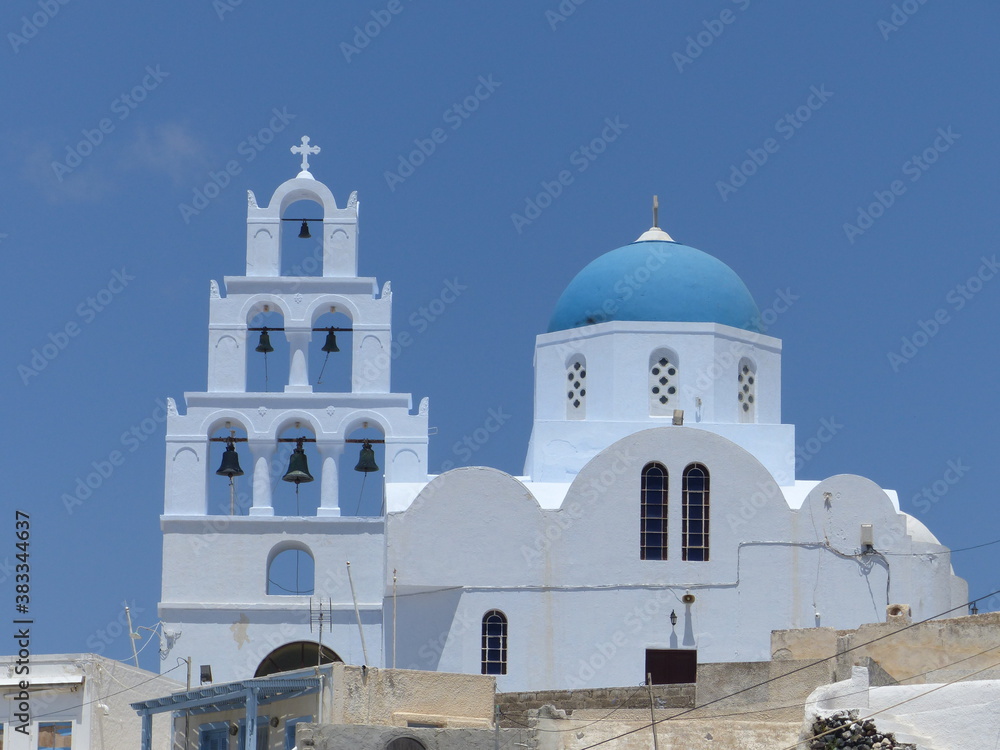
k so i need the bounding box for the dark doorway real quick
[645,648,697,684]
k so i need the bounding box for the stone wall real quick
[329,664,495,728]
[772,613,1000,684]
[497,683,695,727]
[296,723,509,750]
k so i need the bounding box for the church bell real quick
[321,330,340,353]
[282,442,314,484]
[216,441,244,478]
[354,441,379,473]
[298,219,311,239]
[255,328,274,353]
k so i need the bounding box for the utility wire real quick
[881,536,1000,556]
[499,684,648,732]
[509,641,1000,732]
[571,589,1000,750]
[31,661,185,720]
[783,657,1000,750]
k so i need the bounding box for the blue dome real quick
[548,239,762,333]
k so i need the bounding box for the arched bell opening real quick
[266,542,315,597]
[207,421,250,515]
[273,423,321,517]
[254,641,342,678]
[339,421,386,517]
[311,307,354,393]
[280,199,324,277]
[246,306,289,393]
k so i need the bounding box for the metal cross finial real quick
[291,136,321,178]
[653,195,659,228]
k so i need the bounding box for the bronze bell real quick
[282,443,314,484]
[321,330,340,353]
[354,441,379,473]
[298,219,311,239]
[216,442,244,478]
[255,328,274,353]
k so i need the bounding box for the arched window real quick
[255,641,342,677]
[738,358,756,423]
[267,545,315,595]
[481,610,508,675]
[649,349,679,416]
[385,739,427,750]
[566,356,587,419]
[640,462,668,560]
[682,463,710,561]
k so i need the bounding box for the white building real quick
[0,654,180,750]
[157,140,967,694]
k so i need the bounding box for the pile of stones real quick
[806,710,915,749]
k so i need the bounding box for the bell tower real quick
[158,138,429,683]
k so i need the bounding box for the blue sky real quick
[3,1,999,672]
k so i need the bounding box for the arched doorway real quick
[254,641,343,677]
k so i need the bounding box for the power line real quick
[572,589,1000,750]
[499,684,648,732]
[509,641,1000,733]
[31,661,185,721]
[782,657,1000,750]
[881,536,1000,556]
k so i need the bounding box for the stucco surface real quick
[772,613,1000,683]
[329,664,495,727]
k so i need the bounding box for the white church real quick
[157,139,967,692]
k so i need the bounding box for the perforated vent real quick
[738,359,756,422]
[649,351,678,415]
[567,358,586,418]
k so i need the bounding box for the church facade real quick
[158,144,967,692]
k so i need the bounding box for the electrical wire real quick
[31,662,185,720]
[569,589,1000,750]
[498,684,648,732]
[505,641,1000,732]
[781,657,1000,750]
[881,536,1000,556]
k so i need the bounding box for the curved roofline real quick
[547,239,761,334]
